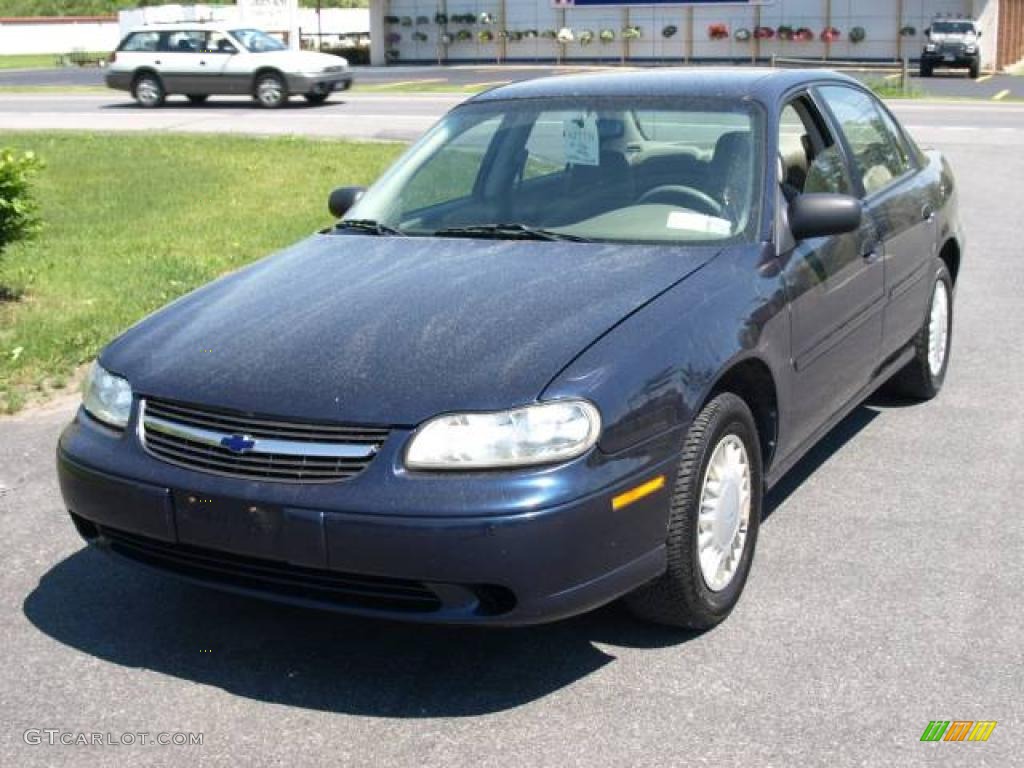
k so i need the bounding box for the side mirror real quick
[924,27,931,36]
[328,186,366,218]
[788,194,863,240]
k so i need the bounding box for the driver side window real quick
[779,97,852,200]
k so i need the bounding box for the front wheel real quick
[254,73,288,108]
[969,62,981,79]
[920,63,933,77]
[625,393,763,630]
[888,261,953,400]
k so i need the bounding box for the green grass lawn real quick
[0,54,63,70]
[0,132,404,413]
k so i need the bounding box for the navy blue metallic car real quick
[58,69,962,628]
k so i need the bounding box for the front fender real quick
[543,243,790,456]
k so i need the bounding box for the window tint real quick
[818,86,911,196]
[121,31,160,52]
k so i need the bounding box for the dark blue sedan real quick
[57,69,962,628]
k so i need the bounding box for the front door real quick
[160,30,228,95]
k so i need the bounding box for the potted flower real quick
[456,29,472,42]
[541,29,558,40]
[777,25,795,42]
[821,26,841,43]
[400,17,412,27]
[754,26,775,40]
[412,31,428,42]
[478,29,494,43]
[708,23,730,41]
[434,13,447,25]
[440,32,452,45]
[849,26,866,43]
[579,30,595,46]
[557,27,574,44]
[734,28,752,43]
[794,27,815,42]
[416,16,430,25]
[622,26,642,41]
[662,25,678,39]
[479,12,494,26]
[385,32,401,46]
[523,30,538,40]
[900,25,917,37]
[599,28,615,44]
[384,15,400,25]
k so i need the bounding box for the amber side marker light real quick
[612,475,667,511]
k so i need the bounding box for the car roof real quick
[126,22,233,33]
[468,67,861,107]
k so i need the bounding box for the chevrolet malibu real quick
[58,70,962,629]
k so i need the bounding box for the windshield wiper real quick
[433,223,591,243]
[336,219,405,237]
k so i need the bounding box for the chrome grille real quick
[139,399,388,483]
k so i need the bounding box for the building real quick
[368,0,1024,71]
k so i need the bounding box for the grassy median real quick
[0,132,404,413]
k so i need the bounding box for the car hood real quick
[102,234,718,426]
[253,50,348,70]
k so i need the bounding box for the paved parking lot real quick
[0,96,1022,767]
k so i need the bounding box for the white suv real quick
[106,24,353,108]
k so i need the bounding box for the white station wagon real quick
[106,23,353,108]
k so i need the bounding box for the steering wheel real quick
[637,185,724,218]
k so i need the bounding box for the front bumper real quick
[57,408,677,625]
[921,50,978,67]
[286,72,353,95]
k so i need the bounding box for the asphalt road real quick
[1,62,1023,100]
[1,101,1022,767]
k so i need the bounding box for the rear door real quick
[815,85,936,362]
[160,29,225,95]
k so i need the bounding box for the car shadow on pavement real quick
[23,546,700,717]
[101,99,342,111]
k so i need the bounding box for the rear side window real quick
[817,86,912,196]
[120,31,161,52]
[162,30,205,53]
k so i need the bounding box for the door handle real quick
[154,59,161,65]
[200,60,207,66]
[922,205,936,223]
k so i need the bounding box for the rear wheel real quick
[625,393,762,630]
[131,73,165,108]
[888,261,953,400]
[304,92,330,105]
[186,94,209,105]
[254,72,288,108]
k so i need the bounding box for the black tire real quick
[920,64,932,78]
[186,94,209,104]
[304,92,330,105]
[625,393,763,630]
[131,72,165,108]
[888,260,953,400]
[254,72,288,108]
[969,62,980,79]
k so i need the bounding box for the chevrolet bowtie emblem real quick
[220,434,256,454]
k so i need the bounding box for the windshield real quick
[230,28,287,52]
[345,97,764,245]
[931,22,976,35]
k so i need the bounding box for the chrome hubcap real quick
[928,280,950,376]
[258,79,283,105]
[137,80,159,105]
[698,434,751,592]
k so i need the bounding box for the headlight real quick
[406,400,601,470]
[82,362,132,429]
[926,43,937,51]
[966,45,977,53]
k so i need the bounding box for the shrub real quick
[0,148,43,261]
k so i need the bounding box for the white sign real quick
[563,112,600,167]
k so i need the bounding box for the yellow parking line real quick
[373,79,447,88]
[993,89,1011,100]
[976,74,993,83]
